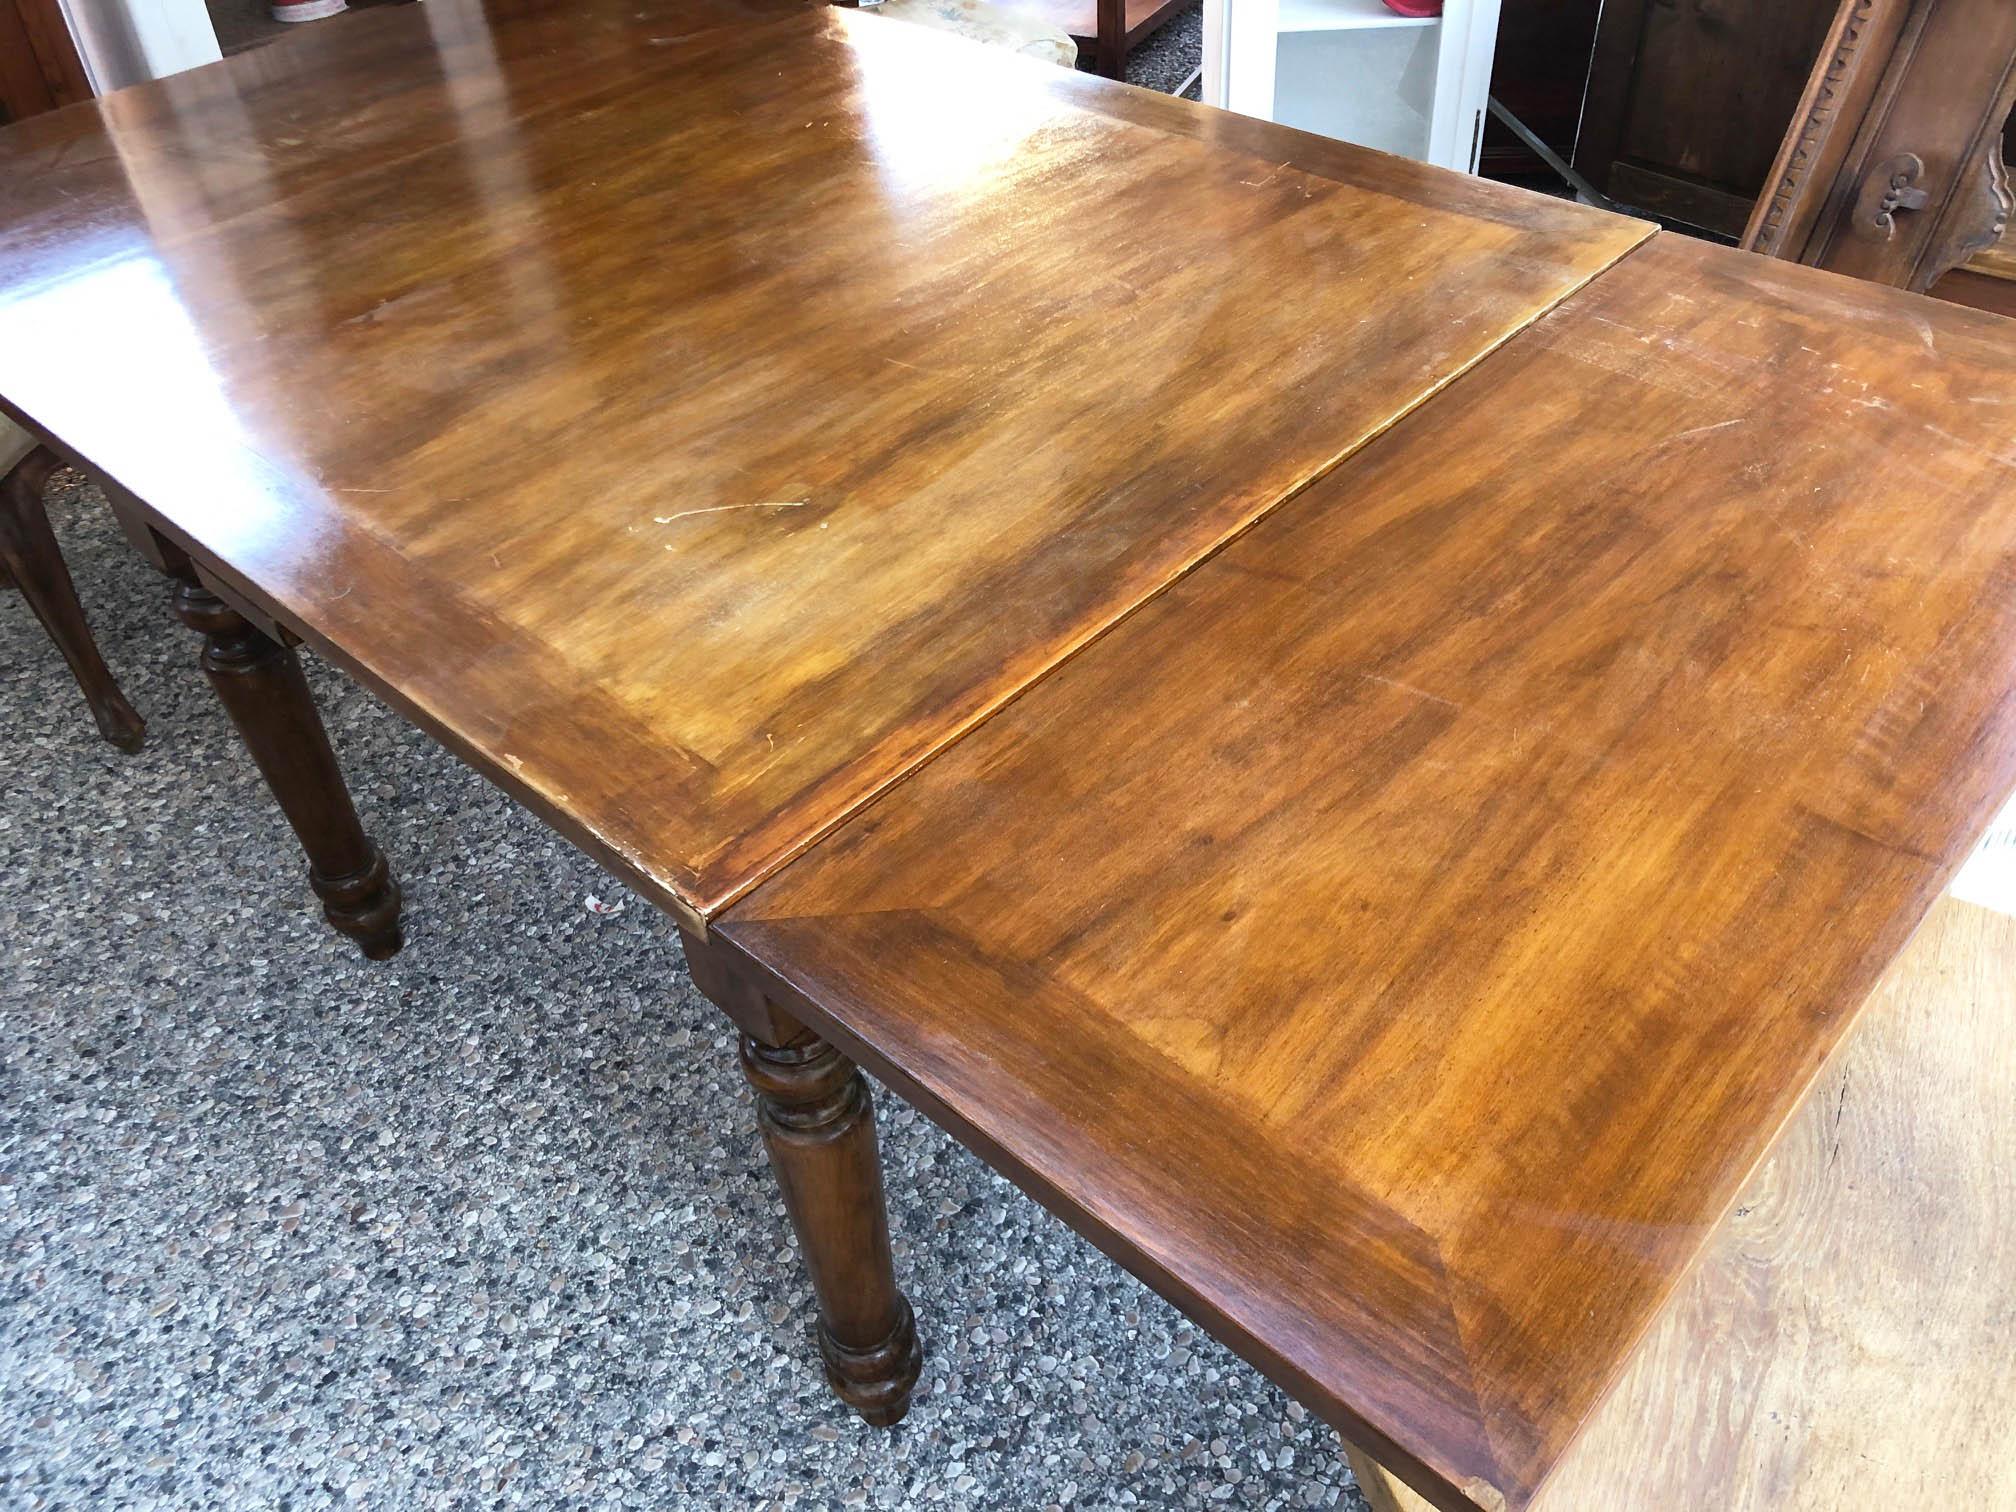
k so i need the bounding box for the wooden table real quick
[3,5,2012,1509]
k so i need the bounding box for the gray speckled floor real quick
[1,472,1372,1510]
[1121,5,1203,98]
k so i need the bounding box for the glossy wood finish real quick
[738,1029,923,1423]
[1742,0,2016,295]
[0,443,145,751]
[1355,906,2016,1508]
[171,571,404,958]
[717,233,2016,1510]
[0,0,1646,934]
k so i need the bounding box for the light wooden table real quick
[1,5,2010,1509]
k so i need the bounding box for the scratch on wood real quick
[1359,672,1460,711]
[1656,417,1746,448]
[653,501,808,524]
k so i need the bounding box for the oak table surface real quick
[717,234,2016,1511]
[0,0,1643,928]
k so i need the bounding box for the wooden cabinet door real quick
[0,0,91,124]
[1573,0,1838,235]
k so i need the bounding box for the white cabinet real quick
[59,0,221,92]
[1203,0,1502,174]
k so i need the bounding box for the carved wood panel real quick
[1743,0,2016,293]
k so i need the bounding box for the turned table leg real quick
[740,1022,923,1425]
[0,445,145,752]
[171,573,403,959]
[683,927,922,1424]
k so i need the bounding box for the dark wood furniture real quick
[1574,0,1841,234]
[1029,0,1186,78]
[1742,0,2016,294]
[6,7,2015,1510]
[0,434,143,751]
[1935,242,2016,318]
[1479,0,1603,181]
[0,0,89,126]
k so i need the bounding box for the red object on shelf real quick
[1382,0,1442,14]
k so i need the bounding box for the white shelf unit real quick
[1275,0,1436,31]
[1204,0,1502,174]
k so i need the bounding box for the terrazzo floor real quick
[1,473,1372,1509]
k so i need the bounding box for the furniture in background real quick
[1933,242,2016,319]
[0,423,144,751]
[51,0,221,93]
[989,0,1190,77]
[858,0,1075,68]
[1574,0,1841,235]
[0,0,90,124]
[2,3,149,753]
[1474,0,1598,181]
[1204,0,1503,172]
[1742,0,2016,295]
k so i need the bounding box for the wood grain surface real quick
[717,234,2016,1510]
[1348,895,2016,1511]
[1528,893,2016,1509]
[0,0,1644,929]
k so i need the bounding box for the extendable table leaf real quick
[0,0,1641,937]
[6,2,2012,1509]
[713,235,2016,1508]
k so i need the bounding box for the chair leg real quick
[0,446,145,752]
